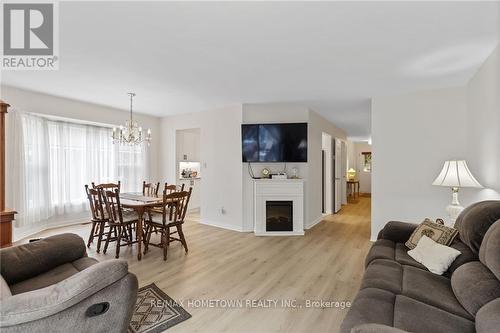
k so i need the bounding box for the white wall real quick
[372,45,500,240]
[160,106,244,231]
[307,110,347,227]
[241,103,309,231]
[241,104,346,231]
[464,45,500,203]
[372,87,468,239]
[176,128,201,210]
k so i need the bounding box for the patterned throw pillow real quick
[405,218,458,250]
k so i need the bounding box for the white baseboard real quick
[305,216,324,229]
[199,219,245,232]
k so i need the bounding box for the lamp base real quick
[446,204,464,226]
[443,187,463,226]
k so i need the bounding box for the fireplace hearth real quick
[266,201,293,232]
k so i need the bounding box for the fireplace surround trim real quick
[253,179,305,236]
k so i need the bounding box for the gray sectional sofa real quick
[341,201,500,333]
[0,233,138,332]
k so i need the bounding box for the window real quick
[20,113,148,223]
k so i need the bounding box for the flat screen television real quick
[242,123,308,162]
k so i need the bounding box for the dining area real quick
[85,181,192,261]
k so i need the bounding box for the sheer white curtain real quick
[47,121,118,215]
[117,143,149,192]
[8,112,149,237]
[8,111,51,233]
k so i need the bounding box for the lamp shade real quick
[432,160,483,188]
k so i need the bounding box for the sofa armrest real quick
[476,298,500,333]
[0,233,87,285]
[351,324,410,333]
[0,259,130,327]
[377,221,418,243]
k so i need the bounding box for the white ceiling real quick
[1,1,498,140]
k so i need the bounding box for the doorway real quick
[333,138,348,212]
[322,134,348,215]
[176,128,201,212]
[322,133,333,214]
[347,141,372,200]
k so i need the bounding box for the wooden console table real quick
[1,100,16,247]
[347,180,360,199]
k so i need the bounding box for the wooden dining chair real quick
[101,188,139,259]
[149,183,183,211]
[164,183,185,194]
[92,181,121,192]
[144,187,192,260]
[85,185,108,253]
[143,181,160,197]
[147,183,185,219]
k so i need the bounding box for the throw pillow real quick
[405,218,458,249]
[408,235,462,275]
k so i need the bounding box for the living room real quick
[1,2,500,333]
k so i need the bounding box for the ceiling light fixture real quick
[112,92,151,145]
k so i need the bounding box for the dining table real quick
[119,192,162,260]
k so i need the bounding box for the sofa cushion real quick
[9,257,98,295]
[393,295,475,333]
[377,221,419,243]
[341,288,475,333]
[350,324,409,333]
[361,259,472,320]
[454,200,500,255]
[475,298,500,333]
[451,261,500,316]
[365,240,426,270]
[361,259,402,294]
[340,288,396,333]
[0,275,11,299]
[446,238,478,276]
[402,265,472,319]
[479,220,500,280]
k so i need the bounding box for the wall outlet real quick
[220,207,226,215]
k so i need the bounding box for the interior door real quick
[322,150,325,214]
[341,140,347,205]
[334,139,342,212]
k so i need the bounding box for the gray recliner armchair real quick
[0,233,138,333]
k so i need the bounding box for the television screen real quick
[242,124,259,162]
[241,123,307,162]
[282,123,308,162]
[259,124,284,162]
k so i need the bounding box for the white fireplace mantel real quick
[254,179,305,236]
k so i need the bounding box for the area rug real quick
[128,283,192,333]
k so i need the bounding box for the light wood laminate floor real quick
[17,197,372,333]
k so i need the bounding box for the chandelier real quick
[112,92,151,145]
